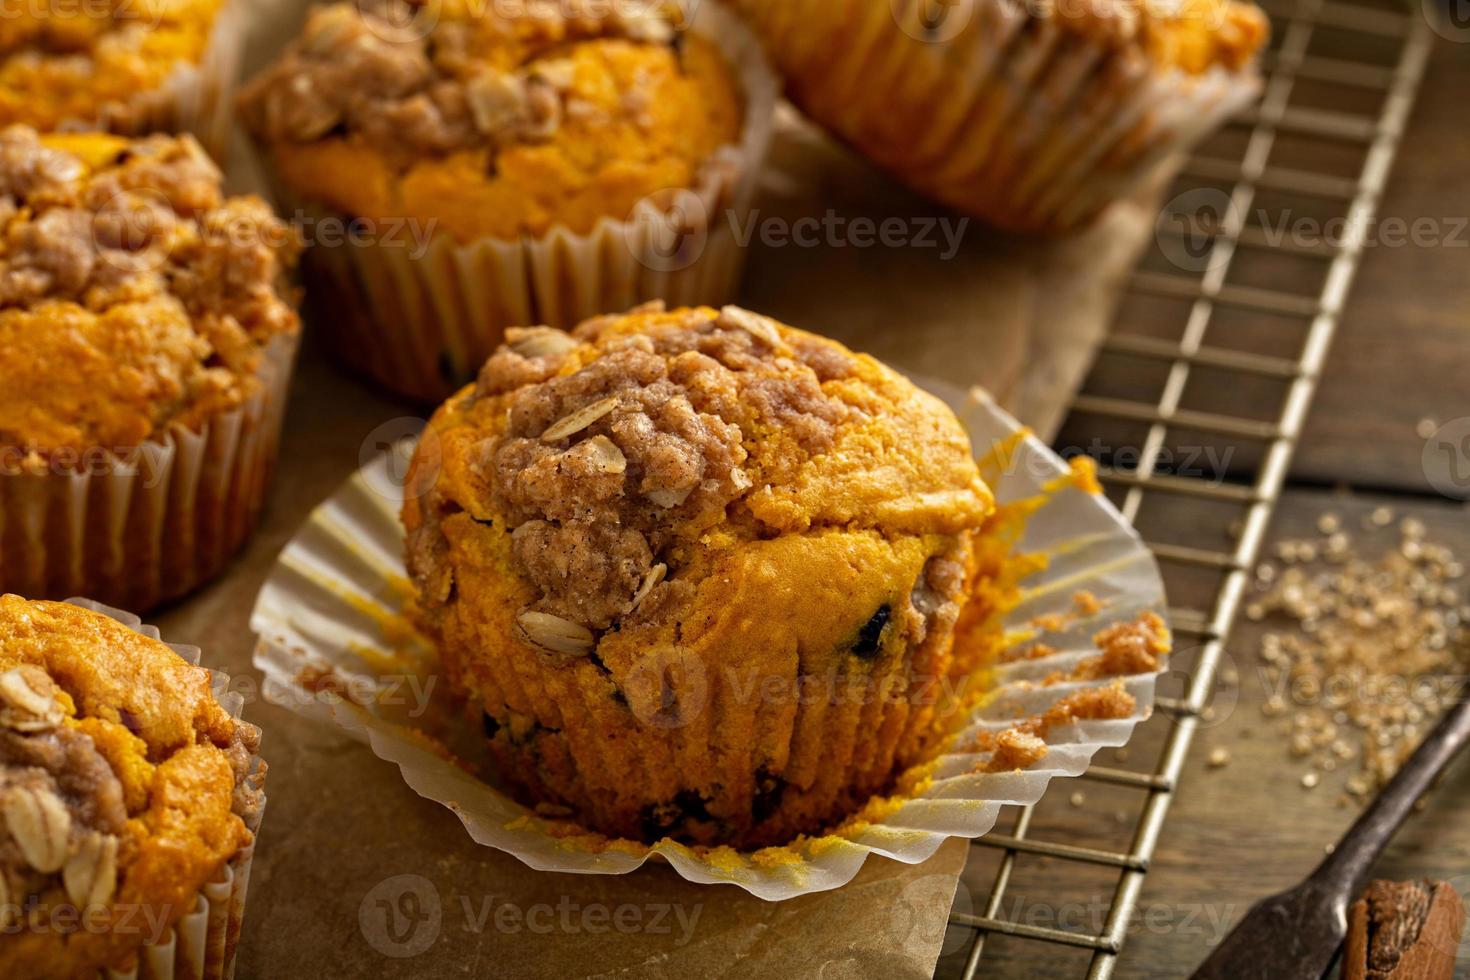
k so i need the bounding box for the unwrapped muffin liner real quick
[63,598,266,980]
[0,332,298,613]
[250,385,1168,901]
[738,0,1261,232]
[263,0,779,402]
[90,0,246,161]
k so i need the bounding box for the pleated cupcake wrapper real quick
[268,0,778,403]
[740,0,1260,232]
[62,599,266,980]
[250,384,1168,901]
[87,0,245,161]
[0,332,299,613]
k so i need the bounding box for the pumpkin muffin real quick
[239,0,776,402]
[734,0,1267,232]
[0,126,301,611]
[403,302,994,847]
[0,0,243,156]
[0,595,265,979]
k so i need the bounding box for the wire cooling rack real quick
[939,0,1433,976]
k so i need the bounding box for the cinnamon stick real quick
[1342,880,1466,980]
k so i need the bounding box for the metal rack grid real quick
[942,0,1434,976]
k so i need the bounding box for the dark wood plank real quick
[1295,40,1470,494]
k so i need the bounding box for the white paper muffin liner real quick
[737,0,1261,232]
[60,598,266,980]
[0,332,299,613]
[83,0,246,161]
[264,0,779,403]
[249,385,1168,901]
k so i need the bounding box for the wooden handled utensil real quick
[1189,691,1470,980]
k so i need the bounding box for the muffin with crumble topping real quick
[403,303,994,848]
[0,595,265,979]
[0,126,301,611]
[734,0,1267,232]
[239,0,775,403]
[0,0,244,158]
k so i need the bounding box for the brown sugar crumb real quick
[295,663,362,705]
[969,682,1137,754]
[979,729,1049,773]
[1035,682,1137,733]
[1073,591,1103,615]
[1030,612,1069,632]
[999,642,1058,665]
[1073,612,1171,680]
[1251,514,1469,803]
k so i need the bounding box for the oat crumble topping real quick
[0,127,299,457]
[0,0,226,132]
[238,0,744,241]
[0,597,262,975]
[410,303,988,642]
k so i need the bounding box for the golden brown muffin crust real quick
[0,0,227,132]
[409,303,992,638]
[239,0,743,241]
[992,0,1267,73]
[0,596,261,978]
[0,127,299,461]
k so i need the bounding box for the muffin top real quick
[239,0,743,242]
[0,596,263,976]
[0,126,299,462]
[1139,0,1267,73]
[1047,0,1268,73]
[0,0,226,131]
[405,303,992,643]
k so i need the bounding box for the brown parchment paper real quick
[158,1,1162,975]
[738,106,1158,441]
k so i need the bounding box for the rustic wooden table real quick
[146,32,1470,980]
